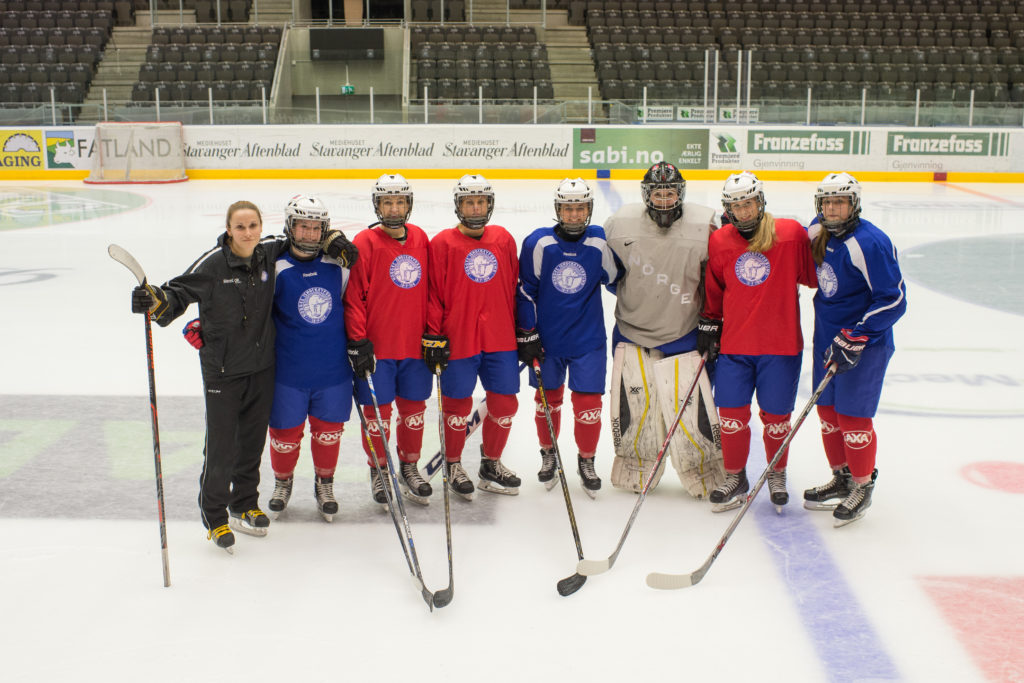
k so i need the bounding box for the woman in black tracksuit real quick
[131,200,356,551]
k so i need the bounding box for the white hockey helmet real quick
[553,177,593,235]
[721,171,765,235]
[372,173,413,229]
[454,173,494,229]
[814,171,862,236]
[284,194,330,255]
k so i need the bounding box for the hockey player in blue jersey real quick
[805,172,906,527]
[516,178,621,497]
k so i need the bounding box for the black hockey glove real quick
[421,334,451,373]
[696,316,722,363]
[515,327,544,365]
[131,284,169,321]
[347,338,376,377]
[322,230,359,268]
[824,328,868,375]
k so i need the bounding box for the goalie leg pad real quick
[609,343,667,493]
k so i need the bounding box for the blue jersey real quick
[273,251,352,390]
[810,218,907,352]
[516,225,620,358]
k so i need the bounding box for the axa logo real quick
[271,437,299,452]
[313,430,343,445]
[447,415,468,429]
[364,420,383,435]
[764,422,791,437]
[576,408,602,424]
[536,404,561,415]
[491,415,514,428]
[720,418,745,433]
[844,431,873,449]
[403,413,425,429]
[820,419,839,435]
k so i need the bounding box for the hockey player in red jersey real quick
[698,172,817,513]
[423,174,522,500]
[344,174,435,507]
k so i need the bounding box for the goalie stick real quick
[645,365,837,590]
[532,361,588,597]
[107,244,170,587]
[577,353,708,577]
[358,375,434,611]
[430,368,456,609]
[423,363,527,480]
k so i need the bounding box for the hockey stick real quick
[430,368,455,608]
[646,365,837,590]
[423,362,528,480]
[532,361,588,597]
[363,373,434,611]
[576,353,708,577]
[107,244,170,587]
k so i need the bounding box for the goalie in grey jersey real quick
[603,162,726,497]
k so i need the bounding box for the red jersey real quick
[344,223,429,360]
[427,224,518,360]
[703,217,817,356]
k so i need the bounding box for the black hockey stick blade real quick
[108,243,147,285]
[432,586,454,608]
[556,572,587,597]
[413,577,434,612]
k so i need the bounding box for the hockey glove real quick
[182,318,204,349]
[696,316,722,363]
[322,230,359,268]
[515,327,544,365]
[824,328,868,375]
[131,284,169,321]
[347,338,376,377]
[421,334,451,373]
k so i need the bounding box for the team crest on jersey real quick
[552,260,587,294]
[734,252,771,286]
[297,286,333,324]
[390,254,422,289]
[464,248,498,283]
[817,263,838,298]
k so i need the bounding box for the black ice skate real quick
[399,461,433,506]
[314,475,339,522]
[370,465,393,510]
[538,447,558,491]
[767,469,788,514]
[833,474,877,528]
[447,461,475,501]
[478,449,521,496]
[710,470,749,513]
[268,477,293,518]
[803,466,852,511]
[207,524,235,554]
[228,509,270,537]
[577,455,601,499]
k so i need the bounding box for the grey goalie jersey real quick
[604,202,717,348]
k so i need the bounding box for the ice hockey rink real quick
[1,175,1022,683]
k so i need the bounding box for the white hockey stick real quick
[645,365,837,590]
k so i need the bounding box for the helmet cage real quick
[553,177,593,235]
[284,194,330,255]
[372,173,413,229]
[721,172,765,234]
[641,162,686,228]
[814,172,862,236]
[454,174,495,229]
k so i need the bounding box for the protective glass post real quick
[208,88,214,124]
[533,86,538,123]
[370,86,374,124]
[424,86,429,123]
[703,49,710,124]
[542,0,547,28]
[642,86,647,123]
[745,49,752,114]
[712,50,719,124]
[178,0,183,25]
[860,88,866,125]
[261,85,267,124]
[478,85,483,124]
[968,89,975,126]
[914,89,920,126]
[805,86,811,125]
[103,88,108,120]
[155,87,161,122]
[49,86,56,125]
[440,0,445,25]
[587,86,592,124]
[315,86,321,124]
[735,49,742,123]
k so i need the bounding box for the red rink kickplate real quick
[920,576,1024,682]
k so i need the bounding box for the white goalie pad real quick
[651,352,726,499]
[609,342,668,493]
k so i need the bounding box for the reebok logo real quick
[844,431,873,449]
[576,408,602,424]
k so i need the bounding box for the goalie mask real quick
[553,177,593,236]
[721,171,765,238]
[814,172,862,237]
[641,161,685,228]
[372,173,413,229]
[284,194,330,256]
[454,174,494,230]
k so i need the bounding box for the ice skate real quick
[370,465,393,510]
[399,461,433,506]
[268,477,293,518]
[538,447,558,491]
[447,461,475,501]
[478,451,521,496]
[803,466,852,511]
[228,509,269,537]
[314,475,339,522]
[709,470,749,513]
[833,476,876,528]
[207,524,235,554]
[767,469,788,514]
[577,455,601,499]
